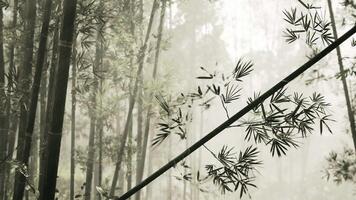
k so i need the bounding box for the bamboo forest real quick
[0,0,356,199]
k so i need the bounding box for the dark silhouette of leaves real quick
[233,59,253,81]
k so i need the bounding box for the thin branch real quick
[220,96,230,119]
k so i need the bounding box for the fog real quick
[1,0,355,199]
[55,0,355,199]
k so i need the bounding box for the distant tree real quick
[83,1,106,199]
[12,0,36,198]
[109,0,160,196]
[70,28,77,200]
[135,1,167,200]
[0,1,6,198]
[4,0,19,198]
[12,0,54,197]
[323,0,356,188]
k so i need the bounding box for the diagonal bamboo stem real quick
[116,24,356,200]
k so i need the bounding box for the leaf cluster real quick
[205,146,261,197]
[283,2,333,46]
[244,90,333,156]
[152,93,190,146]
[154,59,254,145]
[324,148,356,184]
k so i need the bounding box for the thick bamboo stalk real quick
[39,0,77,198]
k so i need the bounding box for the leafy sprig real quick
[325,148,356,184]
[205,146,261,197]
[153,59,333,196]
[283,1,333,46]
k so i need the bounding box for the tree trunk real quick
[327,0,356,151]
[167,136,172,200]
[135,0,144,196]
[96,3,105,199]
[135,79,143,197]
[4,1,19,198]
[136,2,166,199]
[0,2,7,199]
[39,50,48,181]
[109,0,159,197]
[28,112,39,200]
[183,140,188,200]
[70,33,77,200]
[134,0,143,194]
[116,112,125,196]
[196,108,204,200]
[97,59,104,200]
[145,131,154,200]
[12,0,36,198]
[14,0,52,197]
[127,117,133,192]
[38,0,77,198]
[38,13,60,197]
[83,71,98,200]
[84,1,105,196]
[96,120,103,200]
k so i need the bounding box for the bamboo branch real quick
[116,24,356,200]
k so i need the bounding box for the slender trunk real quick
[134,78,143,200]
[127,117,133,192]
[136,2,166,199]
[0,2,7,198]
[183,139,188,200]
[327,0,356,151]
[135,80,143,189]
[97,119,103,200]
[167,135,172,200]
[38,0,77,198]
[28,112,39,200]
[96,3,105,199]
[135,0,143,195]
[97,62,104,200]
[134,3,144,199]
[196,109,204,200]
[116,112,125,196]
[145,131,154,200]
[70,34,77,200]
[39,52,47,180]
[4,1,19,198]
[109,0,159,196]
[83,71,98,200]
[84,1,105,196]
[38,14,59,197]
[118,170,125,196]
[13,0,36,198]
[15,0,52,197]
